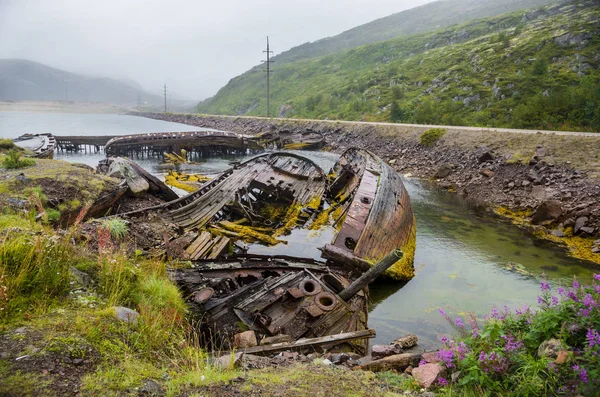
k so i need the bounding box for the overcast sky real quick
[0,0,433,100]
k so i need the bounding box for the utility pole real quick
[64,80,69,102]
[261,36,274,118]
[137,93,142,108]
[163,84,168,113]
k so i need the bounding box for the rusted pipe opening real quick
[315,292,337,311]
[299,279,322,296]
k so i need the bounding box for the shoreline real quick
[132,111,600,264]
[0,100,129,114]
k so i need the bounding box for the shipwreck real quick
[112,147,415,354]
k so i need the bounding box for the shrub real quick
[433,276,600,395]
[2,149,35,169]
[100,218,129,240]
[419,128,446,146]
[0,139,15,150]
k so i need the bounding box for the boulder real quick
[435,164,453,179]
[580,226,595,236]
[215,352,244,369]
[574,217,589,234]
[480,169,495,178]
[421,351,441,364]
[531,200,562,225]
[139,379,164,396]
[113,306,139,324]
[412,363,447,389]
[233,330,257,349]
[475,147,494,163]
[372,344,403,360]
[69,266,92,288]
[107,157,150,196]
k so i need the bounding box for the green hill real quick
[198,0,600,132]
[272,0,557,65]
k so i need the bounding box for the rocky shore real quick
[132,112,600,262]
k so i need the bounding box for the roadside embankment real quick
[133,112,600,263]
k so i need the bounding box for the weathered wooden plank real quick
[230,329,376,356]
[207,236,230,260]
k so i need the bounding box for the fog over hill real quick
[0,59,165,106]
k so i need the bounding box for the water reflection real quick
[368,178,596,347]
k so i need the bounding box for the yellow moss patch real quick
[274,203,304,237]
[384,217,417,281]
[536,228,600,265]
[282,142,311,150]
[496,206,600,265]
[164,174,198,193]
[218,221,285,246]
[493,206,534,227]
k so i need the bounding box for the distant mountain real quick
[0,59,162,105]
[198,0,600,132]
[270,0,557,65]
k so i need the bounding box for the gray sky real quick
[0,0,433,100]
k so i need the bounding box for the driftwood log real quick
[356,352,423,372]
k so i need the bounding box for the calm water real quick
[2,112,597,348]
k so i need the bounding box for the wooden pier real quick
[55,135,117,154]
[52,129,325,158]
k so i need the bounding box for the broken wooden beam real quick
[339,249,403,301]
[229,329,376,356]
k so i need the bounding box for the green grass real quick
[2,150,35,169]
[0,211,239,396]
[198,0,600,132]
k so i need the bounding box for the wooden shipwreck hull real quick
[104,130,262,157]
[120,149,414,353]
[169,257,370,354]
[13,133,56,159]
[252,129,325,150]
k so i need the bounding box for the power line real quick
[261,36,274,118]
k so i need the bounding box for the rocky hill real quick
[198,0,600,132]
[0,59,162,105]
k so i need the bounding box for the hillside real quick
[198,0,600,132]
[272,0,557,65]
[0,59,162,105]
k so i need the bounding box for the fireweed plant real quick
[431,275,600,396]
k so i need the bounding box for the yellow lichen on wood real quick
[164,170,210,193]
[385,221,417,281]
[274,203,304,236]
[282,142,311,150]
[218,220,285,246]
